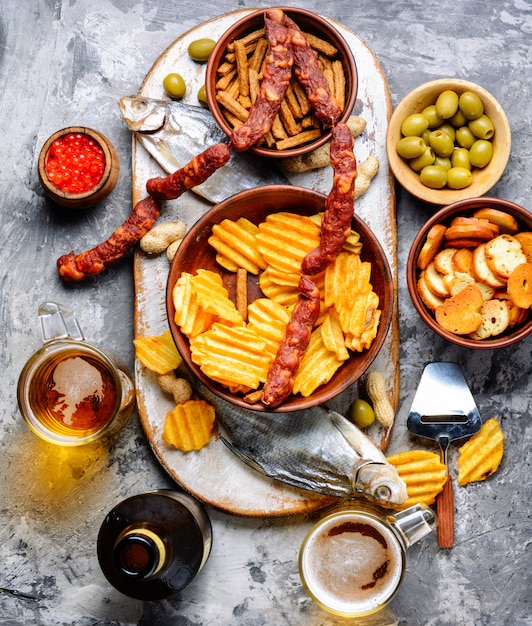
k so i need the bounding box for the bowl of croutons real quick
[407,197,532,349]
[205,7,357,158]
[166,184,393,411]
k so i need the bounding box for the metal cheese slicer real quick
[407,362,482,548]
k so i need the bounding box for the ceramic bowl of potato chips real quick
[205,7,357,158]
[166,185,393,412]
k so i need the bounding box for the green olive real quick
[439,123,456,143]
[421,128,431,145]
[350,398,375,428]
[428,129,454,157]
[435,90,459,119]
[401,114,429,137]
[421,105,443,129]
[420,165,448,189]
[451,147,471,170]
[197,84,208,107]
[447,166,472,189]
[449,108,467,128]
[163,73,186,99]
[469,139,493,168]
[458,91,484,120]
[468,114,495,140]
[409,146,435,171]
[187,38,216,62]
[455,126,476,149]
[433,156,452,171]
[396,135,426,159]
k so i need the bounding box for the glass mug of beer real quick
[17,302,135,446]
[299,503,437,617]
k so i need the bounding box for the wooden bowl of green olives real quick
[386,79,511,205]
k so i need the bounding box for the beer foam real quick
[51,356,106,425]
[300,512,404,616]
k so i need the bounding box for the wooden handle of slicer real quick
[436,475,454,548]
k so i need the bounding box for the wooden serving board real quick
[132,10,398,517]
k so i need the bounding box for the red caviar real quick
[45,133,105,194]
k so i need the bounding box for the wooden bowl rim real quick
[406,196,532,349]
[387,78,511,205]
[166,184,394,411]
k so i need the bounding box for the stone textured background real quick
[0,1,530,625]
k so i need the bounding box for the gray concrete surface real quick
[0,1,530,625]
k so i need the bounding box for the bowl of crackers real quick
[407,197,532,349]
[386,79,511,205]
[166,184,393,412]
[205,6,357,158]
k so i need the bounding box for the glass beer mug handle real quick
[388,503,438,549]
[39,301,84,343]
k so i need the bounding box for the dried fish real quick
[198,383,407,508]
[118,96,288,204]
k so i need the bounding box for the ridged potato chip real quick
[191,269,243,325]
[387,449,448,509]
[190,322,271,391]
[320,308,349,361]
[256,212,321,273]
[292,328,344,397]
[208,217,266,275]
[133,330,182,375]
[457,417,504,486]
[163,399,216,451]
[173,273,215,337]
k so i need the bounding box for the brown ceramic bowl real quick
[387,79,511,205]
[38,126,120,209]
[205,7,357,159]
[167,185,393,411]
[407,197,532,349]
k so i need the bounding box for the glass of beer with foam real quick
[17,302,135,446]
[299,504,437,617]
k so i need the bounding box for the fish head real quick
[354,460,408,508]
[118,96,166,133]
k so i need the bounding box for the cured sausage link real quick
[57,196,161,281]
[261,275,321,408]
[146,143,230,200]
[57,144,230,282]
[281,13,342,125]
[301,122,357,275]
[231,9,294,152]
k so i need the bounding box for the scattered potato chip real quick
[163,399,216,451]
[387,449,448,509]
[133,330,182,375]
[457,417,504,486]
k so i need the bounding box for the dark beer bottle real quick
[97,490,212,600]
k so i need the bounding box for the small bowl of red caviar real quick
[38,126,120,209]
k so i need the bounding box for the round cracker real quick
[507,262,532,309]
